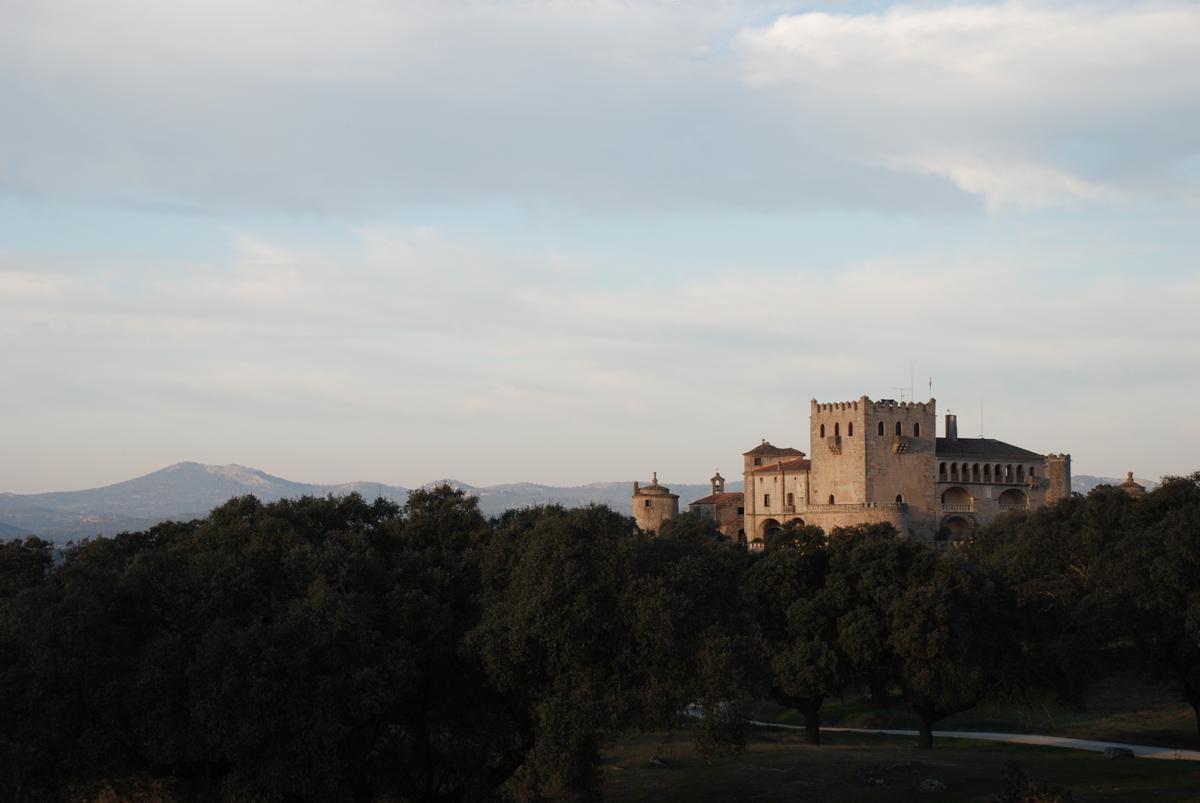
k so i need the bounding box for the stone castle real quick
[633,395,1071,548]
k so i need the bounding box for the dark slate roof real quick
[689,491,744,506]
[749,457,812,475]
[744,441,806,457]
[935,437,1045,462]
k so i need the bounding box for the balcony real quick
[998,503,1029,512]
[941,503,973,513]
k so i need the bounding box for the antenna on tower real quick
[892,386,909,402]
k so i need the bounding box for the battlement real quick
[811,396,935,414]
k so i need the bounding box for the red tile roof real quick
[743,441,806,457]
[749,457,811,474]
[689,491,744,506]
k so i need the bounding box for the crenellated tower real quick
[1045,453,1072,503]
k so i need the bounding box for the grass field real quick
[752,672,1200,751]
[602,728,1200,802]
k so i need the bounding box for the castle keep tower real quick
[632,472,678,533]
[806,396,938,536]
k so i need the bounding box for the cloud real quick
[3,227,1198,489]
[4,1,1199,213]
[735,2,1200,208]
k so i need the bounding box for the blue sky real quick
[2,0,1198,492]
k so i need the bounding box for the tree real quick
[743,524,847,744]
[1093,473,1200,740]
[889,553,1018,749]
[823,524,922,709]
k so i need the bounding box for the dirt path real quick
[749,721,1200,761]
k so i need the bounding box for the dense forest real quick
[1,474,1198,801]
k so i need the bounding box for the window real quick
[896,494,904,503]
[913,422,921,437]
[878,421,885,436]
[644,500,651,508]
[764,494,771,506]
[828,494,835,505]
[834,422,840,437]
[848,422,854,436]
[736,507,744,515]
[753,457,761,466]
[820,423,826,438]
[786,492,794,506]
[939,462,947,480]
[895,421,902,435]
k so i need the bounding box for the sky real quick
[2,0,1198,493]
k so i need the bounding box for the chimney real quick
[945,413,958,440]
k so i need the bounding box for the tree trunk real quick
[917,714,934,750]
[867,678,890,709]
[802,705,821,746]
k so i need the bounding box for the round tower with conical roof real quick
[632,472,679,533]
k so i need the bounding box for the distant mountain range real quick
[1072,474,1158,495]
[0,463,1157,543]
[0,462,731,543]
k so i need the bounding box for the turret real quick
[1045,453,1072,503]
[632,472,679,533]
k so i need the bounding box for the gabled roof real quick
[744,441,806,457]
[749,457,811,474]
[935,437,1045,462]
[689,491,744,506]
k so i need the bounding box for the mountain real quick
[0,463,735,543]
[1073,474,1158,494]
[0,462,408,543]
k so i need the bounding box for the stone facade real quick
[641,394,1073,545]
[688,471,745,542]
[631,472,678,533]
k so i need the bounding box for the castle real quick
[634,395,1071,548]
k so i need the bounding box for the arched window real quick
[951,464,959,480]
[1005,464,1013,481]
[972,464,980,482]
[913,422,921,437]
[984,464,992,482]
[848,422,854,436]
[895,494,904,504]
[834,422,840,437]
[1017,465,1025,482]
[1029,466,1036,479]
[820,423,825,438]
[828,494,835,505]
[939,462,947,480]
[878,421,885,436]
[895,421,902,436]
